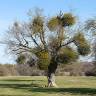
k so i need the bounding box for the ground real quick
[0,76,96,96]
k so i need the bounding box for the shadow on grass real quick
[0,79,44,87]
[0,82,96,95]
[0,79,44,88]
[1,79,43,82]
[31,87,96,95]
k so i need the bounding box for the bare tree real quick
[3,9,90,87]
[85,18,96,64]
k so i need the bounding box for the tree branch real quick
[39,32,47,50]
[56,39,75,51]
[30,34,42,49]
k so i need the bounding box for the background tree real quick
[4,9,90,87]
[85,18,96,75]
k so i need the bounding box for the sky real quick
[0,0,96,64]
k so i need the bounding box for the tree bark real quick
[47,59,58,87]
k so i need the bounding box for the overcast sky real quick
[0,0,96,64]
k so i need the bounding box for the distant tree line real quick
[0,62,95,76]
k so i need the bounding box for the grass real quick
[0,76,96,96]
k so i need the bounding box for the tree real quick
[85,18,96,75]
[4,9,90,87]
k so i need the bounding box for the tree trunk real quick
[47,59,58,87]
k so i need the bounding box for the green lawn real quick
[0,76,96,96]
